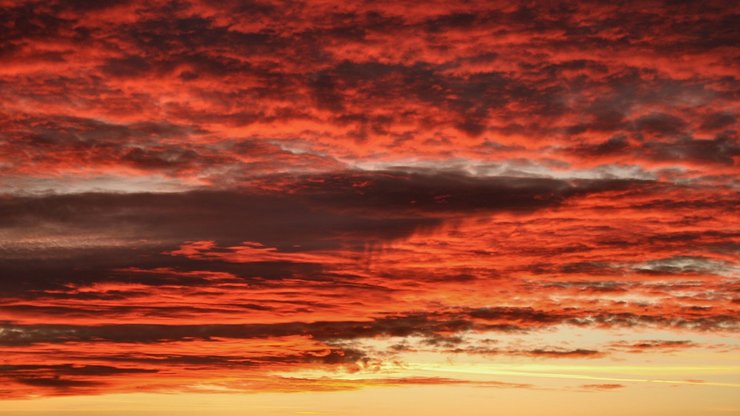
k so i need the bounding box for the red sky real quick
[0,1,738,414]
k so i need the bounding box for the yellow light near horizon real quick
[1,383,740,416]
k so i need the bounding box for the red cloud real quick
[0,0,737,401]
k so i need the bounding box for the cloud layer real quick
[0,0,738,400]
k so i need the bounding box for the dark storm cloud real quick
[2,305,735,347]
[701,112,736,131]
[0,363,155,393]
[469,307,567,325]
[79,348,367,367]
[0,314,469,346]
[644,134,740,166]
[571,131,739,166]
[0,171,641,245]
[0,364,157,377]
[278,171,644,214]
[13,378,101,389]
[633,113,687,136]
[0,170,645,293]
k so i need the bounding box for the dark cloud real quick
[100,55,152,78]
[13,378,102,389]
[0,363,156,394]
[4,306,734,347]
[571,132,739,166]
[644,134,739,165]
[0,312,471,346]
[469,307,566,325]
[609,340,696,352]
[572,312,738,332]
[279,171,644,214]
[701,112,737,131]
[579,383,625,390]
[0,170,643,293]
[447,346,605,359]
[634,113,687,136]
[578,136,631,157]
[0,364,157,377]
[520,348,603,358]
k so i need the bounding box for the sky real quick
[0,0,738,415]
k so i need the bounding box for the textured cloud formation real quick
[0,0,738,402]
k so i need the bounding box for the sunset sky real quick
[0,0,739,415]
